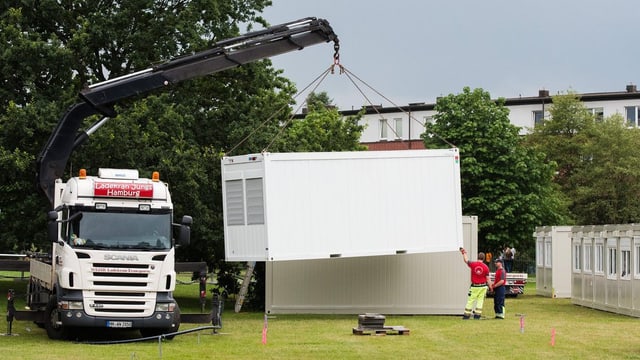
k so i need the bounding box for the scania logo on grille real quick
[104,254,139,261]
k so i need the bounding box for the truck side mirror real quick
[179,215,192,246]
[47,211,59,243]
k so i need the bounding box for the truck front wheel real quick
[45,295,69,340]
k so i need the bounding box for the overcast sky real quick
[258,0,640,111]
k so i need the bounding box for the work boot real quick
[495,314,504,319]
[473,314,481,320]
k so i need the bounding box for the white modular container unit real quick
[265,216,477,315]
[535,226,572,298]
[221,149,463,262]
[574,224,640,317]
[535,223,640,317]
[571,225,607,308]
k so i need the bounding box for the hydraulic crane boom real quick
[37,17,338,205]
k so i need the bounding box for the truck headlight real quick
[60,301,83,310]
[155,302,176,312]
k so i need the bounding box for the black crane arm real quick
[36,17,338,205]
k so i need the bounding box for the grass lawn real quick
[1,273,639,359]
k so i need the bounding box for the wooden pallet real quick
[352,326,410,336]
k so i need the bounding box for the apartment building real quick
[332,84,640,151]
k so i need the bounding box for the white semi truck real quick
[28,168,191,340]
[20,17,339,340]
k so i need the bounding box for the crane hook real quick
[331,40,344,74]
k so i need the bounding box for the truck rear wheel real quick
[45,295,70,340]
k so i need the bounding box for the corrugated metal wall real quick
[265,216,477,315]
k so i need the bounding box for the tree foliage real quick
[273,92,366,152]
[422,87,569,255]
[526,93,640,224]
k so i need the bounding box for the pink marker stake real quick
[262,314,268,345]
[551,328,556,346]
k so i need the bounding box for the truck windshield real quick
[70,212,172,250]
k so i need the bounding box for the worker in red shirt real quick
[492,258,507,319]
[460,247,490,319]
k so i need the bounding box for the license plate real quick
[106,321,133,328]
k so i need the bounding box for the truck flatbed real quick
[488,272,527,297]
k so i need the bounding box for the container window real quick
[621,249,631,279]
[607,247,617,279]
[595,243,604,274]
[536,240,544,266]
[583,241,592,273]
[573,243,581,272]
[635,241,640,279]
[544,241,552,267]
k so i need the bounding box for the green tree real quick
[525,91,595,192]
[527,92,640,224]
[305,91,334,112]
[422,87,569,256]
[0,146,39,252]
[572,115,640,224]
[275,92,366,152]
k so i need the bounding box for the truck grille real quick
[84,261,160,316]
[92,263,149,269]
[93,281,147,287]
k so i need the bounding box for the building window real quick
[394,118,403,139]
[573,243,582,272]
[533,110,544,126]
[379,119,388,139]
[583,242,592,273]
[595,243,604,274]
[587,107,604,122]
[625,106,639,127]
[607,246,617,279]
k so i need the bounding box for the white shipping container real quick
[221,149,463,261]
